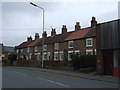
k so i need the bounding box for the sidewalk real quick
[16,66,119,84]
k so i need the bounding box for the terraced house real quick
[15,17,97,67]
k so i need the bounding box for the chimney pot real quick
[27,36,32,42]
[62,25,67,34]
[91,17,97,27]
[51,28,56,36]
[35,33,39,40]
[75,22,81,31]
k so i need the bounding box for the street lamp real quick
[30,2,44,68]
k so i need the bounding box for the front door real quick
[103,50,113,75]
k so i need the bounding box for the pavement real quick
[13,66,119,85]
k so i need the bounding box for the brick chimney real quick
[51,28,56,36]
[62,25,67,34]
[35,33,39,40]
[42,31,47,38]
[27,36,32,42]
[75,22,81,31]
[91,17,97,27]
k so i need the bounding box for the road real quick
[2,66,119,88]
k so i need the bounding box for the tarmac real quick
[14,66,120,85]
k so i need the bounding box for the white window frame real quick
[75,50,80,56]
[20,55,23,59]
[44,45,47,51]
[94,49,96,55]
[59,51,63,61]
[21,49,23,53]
[54,43,59,50]
[17,55,19,59]
[68,51,74,61]
[43,52,47,60]
[16,49,19,53]
[47,52,50,60]
[54,52,59,61]
[27,47,30,52]
[86,38,93,47]
[30,53,32,60]
[37,53,40,61]
[68,41,74,48]
[34,46,38,52]
[86,49,93,55]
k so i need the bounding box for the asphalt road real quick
[2,66,119,88]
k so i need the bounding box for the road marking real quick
[37,77,70,87]
[12,71,28,76]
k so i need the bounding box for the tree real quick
[8,54,17,65]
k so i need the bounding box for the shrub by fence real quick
[70,54,96,70]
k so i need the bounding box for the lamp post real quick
[30,2,44,68]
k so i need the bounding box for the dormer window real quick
[68,41,74,48]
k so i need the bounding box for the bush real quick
[8,54,17,65]
[79,55,96,68]
[70,53,80,70]
[70,54,96,70]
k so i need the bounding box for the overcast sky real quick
[0,0,119,47]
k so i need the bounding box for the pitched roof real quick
[36,32,73,46]
[84,28,96,38]
[15,41,33,49]
[65,27,91,41]
[28,38,41,47]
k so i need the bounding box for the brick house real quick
[15,17,97,67]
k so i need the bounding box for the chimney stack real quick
[51,28,56,36]
[91,17,97,27]
[35,33,39,40]
[62,25,67,34]
[42,31,47,38]
[27,36,32,42]
[75,22,81,31]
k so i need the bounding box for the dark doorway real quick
[103,50,113,75]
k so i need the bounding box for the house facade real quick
[15,17,97,67]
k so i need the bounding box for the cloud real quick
[2,2,118,46]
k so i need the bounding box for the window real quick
[54,43,59,50]
[21,49,23,53]
[68,41,74,48]
[86,38,93,47]
[54,52,59,60]
[44,52,47,60]
[37,53,40,61]
[47,52,50,60]
[30,53,32,60]
[16,49,19,53]
[75,50,80,56]
[17,55,19,59]
[68,51,73,61]
[59,51,63,61]
[44,45,47,51]
[94,49,96,55]
[34,46,37,52]
[20,55,23,59]
[27,47,30,52]
[86,50,93,55]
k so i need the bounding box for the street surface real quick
[2,66,119,88]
